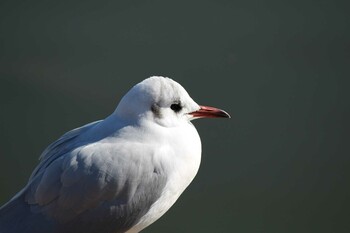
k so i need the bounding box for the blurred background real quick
[0,0,349,232]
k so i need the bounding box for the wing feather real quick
[30,120,102,180]
[1,119,168,233]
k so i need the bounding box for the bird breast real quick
[126,122,202,232]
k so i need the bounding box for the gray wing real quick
[0,120,101,232]
[0,121,168,233]
[30,120,102,180]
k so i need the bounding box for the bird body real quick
[0,76,229,233]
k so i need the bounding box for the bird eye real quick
[170,103,182,112]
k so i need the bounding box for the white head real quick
[115,76,230,127]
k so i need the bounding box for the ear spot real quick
[151,104,162,118]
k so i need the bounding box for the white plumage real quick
[0,76,230,233]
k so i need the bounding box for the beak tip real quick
[225,112,231,118]
[218,109,231,118]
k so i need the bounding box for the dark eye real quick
[170,103,182,112]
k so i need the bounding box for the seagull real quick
[0,76,230,233]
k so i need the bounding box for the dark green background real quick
[0,0,349,232]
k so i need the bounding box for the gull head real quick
[114,76,230,127]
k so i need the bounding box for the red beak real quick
[189,105,231,119]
